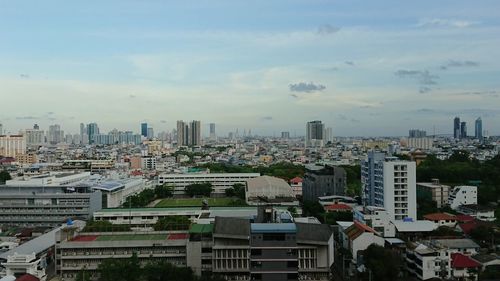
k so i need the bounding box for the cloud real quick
[289,82,326,93]
[317,24,340,35]
[15,116,38,120]
[350,118,360,123]
[160,120,167,123]
[416,18,478,28]
[344,61,354,66]
[47,112,55,115]
[419,87,432,94]
[440,60,480,70]
[129,94,137,98]
[395,69,439,86]
[19,74,30,79]
[290,94,299,98]
[261,116,273,121]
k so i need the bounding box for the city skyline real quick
[1,1,500,136]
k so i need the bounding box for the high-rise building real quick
[453,117,460,139]
[209,123,216,140]
[324,127,333,143]
[0,135,26,157]
[33,124,39,130]
[362,151,417,221]
[87,123,99,144]
[141,122,148,137]
[460,121,467,139]
[303,164,346,201]
[177,120,187,146]
[475,117,483,140]
[48,124,64,144]
[0,123,3,135]
[147,127,154,139]
[409,129,427,138]
[281,131,290,139]
[305,120,324,147]
[24,128,45,146]
[189,120,201,146]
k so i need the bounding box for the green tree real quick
[153,216,191,231]
[154,184,173,198]
[224,187,236,197]
[232,183,246,200]
[98,253,141,281]
[75,266,91,281]
[185,183,213,197]
[0,170,11,183]
[324,211,353,225]
[302,200,325,222]
[82,220,131,232]
[363,244,402,281]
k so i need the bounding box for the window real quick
[263,233,286,241]
[287,261,298,268]
[251,249,262,256]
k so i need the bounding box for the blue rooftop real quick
[92,181,124,192]
[251,223,297,234]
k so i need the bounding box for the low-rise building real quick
[448,186,477,209]
[417,179,450,208]
[302,164,346,201]
[158,173,260,196]
[423,213,457,227]
[245,176,297,206]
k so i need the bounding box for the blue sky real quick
[1,0,499,136]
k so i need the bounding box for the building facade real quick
[362,152,417,221]
[158,173,260,196]
[0,135,26,158]
[302,165,346,201]
[305,121,324,147]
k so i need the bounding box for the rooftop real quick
[251,223,297,234]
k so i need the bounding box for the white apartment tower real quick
[362,151,417,221]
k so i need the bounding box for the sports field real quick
[155,197,244,208]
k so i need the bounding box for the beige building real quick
[15,153,38,164]
[417,179,450,208]
[0,135,26,158]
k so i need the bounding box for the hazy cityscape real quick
[1,1,500,281]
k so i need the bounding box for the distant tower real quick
[87,123,99,144]
[33,124,39,130]
[453,117,460,139]
[141,122,148,137]
[189,120,201,146]
[209,123,216,140]
[475,117,483,140]
[0,123,3,135]
[460,122,467,139]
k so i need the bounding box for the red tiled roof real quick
[289,177,303,184]
[455,215,475,223]
[423,213,456,221]
[167,233,189,240]
[324,203,352,211]
[345,221,376,241]
[451,253,481,268]
[16,274,40,281]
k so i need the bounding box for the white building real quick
[91,178,147,208]
[353,206,395,237]
[24,129,45,146]
[407,137,433,150]
[5,172,91,187]
[245,176,297,205]
[448,186,477,209]
[141,156,157,170]
[362,152,417,221]
[158,173,260,196]
[341,221,385,265]
[0,135,26,158]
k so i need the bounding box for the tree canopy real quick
[153,216,191,231]
[0,170,11,183]
[362,244,403,281]
[185,183,213,197]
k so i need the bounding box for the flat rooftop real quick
[70,233,188,242]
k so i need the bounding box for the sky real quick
[1,0,500,136]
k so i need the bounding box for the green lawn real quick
[155,197,244,208]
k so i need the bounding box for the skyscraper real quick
[189,120,201,146]
[362,151,417,221]
[305,120,324,147]
[409,129,426,138]
[87,123,99,144]
[475,117,483,140]
[281,131,290,139]
[209,123,216,140]
[453,117,460,139]
[48,124,64,144]
[141,123,148,137]
[147,127,154,139]
[0,123,3,135]
[177,120,187,146]
[460,121,467,139]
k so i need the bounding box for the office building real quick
[147,127,154,139]
[90,178,147,208]
[303,164,346,201]
[0,135,26,158]
[177,120,188,146]
[417,179,450,208]
[87,123,99,144]
[48,124,64,144]
[305,120,324,147]
[453,117,460,139]
[158,173,260,196]
[409,129,427,138]
[0,123,3,135]
[141,122,148,137]
[362,151,417,221]
[324,127,333,143]
[460,121,467,139]
[209,123,216,140]
[475,117,483,139]
[281,131,290,139]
